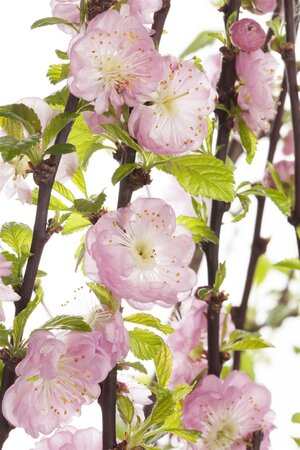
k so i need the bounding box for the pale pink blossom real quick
[204,53,222,90]
[68,10,163,114]
[2,330,112,437]
[0,252,20,307]
[51,0,80,34]
[236,50,278,133]
[56,151,79,183]
[85,198,197,308]
[120,0,162,25]
[283,130,294,155]
[262,160,295,188]
[83,109,120,134]
[34,426,102,450]
[230,19,266,52]
[129,56,215,155]
[182,371,275,450]
[117,372,152,422]
[244,0,277,14]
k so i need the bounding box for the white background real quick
[0,1,300,449]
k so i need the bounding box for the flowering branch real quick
[204,0,241,377]
[282,0,300,256]
[232,77,287,369]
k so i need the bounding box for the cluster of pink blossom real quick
[182,371,275,450]
[0,98,78,204]
[0,252,20,321]
[85,197,197,308]
[51,0,80,34]
[34,426,102,449]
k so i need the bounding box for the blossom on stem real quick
[2,330,112,437]
[0,252,20,321]
[243,0,277,14]
[230,19,266,52]
[120,0,163,25]
[50,0,80,34]
[85,197,197,308]
[283,130,294,155]
[68,10,163,114]
[182,371,275,450]
[262,160,295,188]
[128,56,215,155]
[33,426,102,450]
[117,372,152,423]
[236,49,278,133]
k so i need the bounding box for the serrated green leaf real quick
[125,313,173,335]
[117,395,135,425]
[232,193,251,222]
[0,324,11,347]
[47,63,71,85]
[46,143,76,155]
[150,389,175,424]
[55,49,69,60]
[0,104,41,135]
[35,314,91,332]
[213,261,226,293]
[154,342,172,388]
[112,163,137,185]
[177,216,218,243]
[13,288,43,346]
[180,31,217,59]
[61,212,90,235]
[72,167,88,197]
[129,328,162,360]
[32,188,71,211]
[172,384,194,402]
[222,330,274,351]
[0,134,41,162]
[73,191,106,214]
[31,17,78,32]
[0,116,24,140]
[164,428,201,443]
[44,86,70,110]
[75,235,85,272]
[101,123,143,154]
[274,258,300,270]
[157,154,235,202]
[82,141,113,169]
[53,181,75,203]
[42,112,76,149]
[243,185,291,215]
[118,360,148,375]
[0,222,32,257]
[86,283,119,313]
[69,115,98,163]
[237,116,258,164]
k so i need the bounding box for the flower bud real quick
[230,18,266,52]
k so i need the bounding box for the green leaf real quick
[129,328,162,360]
[237,116,258,164]
[177,216,218,243]
[117,395,134,425]
[72,167,88,197]
[243,185,291,215]
[222,330,274,351]
[86,283,119,313]
[0,324,11,347]
[213,261,226,293]
[68,115,98,163]
[73,192,106,214]
[55,49,69,60]
[53,181,75,203]
[47,63,71,85]
[253,255,272,286]
[157,154,235,202]
[154,342,172,388]
[0,222,32,257]
[42,112,76,149]
[274,258,300,270]
[74,236,85,272]
[101,123,143,154]
[164,428,201,443]
[0,116,24,140]
[61,212,91,235]
[33,189,72,211]
[293,437,300,446]
[180,31,217,59]
[13,288,43,346]
[82,141,112,169]
[232,193,251,222]
[36,315,91,332]
[44,86,70,110]
[31,17,78,32]
[118,360,147,375]
[45,143,76,155]
[172,384,194,402]
[124,313,173,335]
[112,163,137,185]
[0,134,41,162]
[150,389,176,424]
[292,413,300,424]
[0,103,42,135]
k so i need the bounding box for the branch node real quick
[31,160,57,186]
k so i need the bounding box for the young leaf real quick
[117,395,134,425]
[44,86,70,110]
[292,413,300,424]
[72,167,88,197]
[31,17,79,32]
[124,313,173,335]
[163,428,201,443]
[45,143,76,155]
[177,216,218,243]
[47,63,71,85]
[150,389,176,424]
[111,163,138,185]
[0,116,24,140]
[118,360,148,375]
[53,181,75,203]
[13,288,43,347]
[213,262,226,293]
[237,116,258,164]
[68,115,98,163]
[180,31,217,59]
[101,123,144,154]
[154,342,173,388]
[172,384,194,402]
[61,212,91,235]
[86,283,119,313]
[35,315,91,332]
[0,222,32,258]
[128,328,163,360]
[42,112,77,149]
[156,154,235,202]
[55,49,69,60]
[0,324,11,347]
[222,330,274,351]
[73,192,106,214]
[274,258,300,270]
[0,103,42,135]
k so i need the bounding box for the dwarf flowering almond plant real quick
[1,1,300,450]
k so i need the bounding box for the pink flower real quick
[182,371,275,450]
[68,10,163,114]
[262,160,295,188]
[83,109,120,134]
[244,0,277,14]
[236,50,278,133]
[2,330,112,437]
[51,0,80,34]
[0,252,20,310]
[120,0,162,25]
[85,198,197,308]
[34,426,102,450]
[117,372,152,423]
[55,151,79,183]
[128,56,215,155]
[283,130,294,155]
[230,19,266,52]
[204,53,222,90]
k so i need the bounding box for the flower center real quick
[131,240,156,269]
[205,418,239,450]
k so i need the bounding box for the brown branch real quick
[152,0,171,46]
[203,0,241,377]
